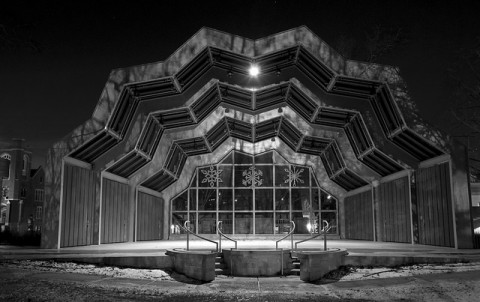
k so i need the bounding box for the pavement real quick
[1,240,480,301]
[1,239,480,263]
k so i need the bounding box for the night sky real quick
[1,0,479,168]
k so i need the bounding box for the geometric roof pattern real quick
[64,26,445,193]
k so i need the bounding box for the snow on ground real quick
[3,260,480,282]
[328,262,480,281]
[3,260,174,281]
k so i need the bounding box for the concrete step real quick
[290,268,300,276]
[215,268,230,275]
[215,262,226,269]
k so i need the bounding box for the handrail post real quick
[185,221,190,251]
[323,220,328,251]
[290,221,294,250]
[218,221,222,252]
[281,248,284,276]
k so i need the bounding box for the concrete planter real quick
[223,249,293,276]
[296,248,348,281]
[166,249,217,282]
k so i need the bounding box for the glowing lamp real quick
[249,65,260,77]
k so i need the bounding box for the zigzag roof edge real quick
[108,26,400,83]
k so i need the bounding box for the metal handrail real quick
[295,220,331,251]
[182,221,219,252]
[217,221,237,251]
[275,221,295,250]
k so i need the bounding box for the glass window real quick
[219,213,233,234]
[275,213,291,234]
[199,166,219,187]
[189,189,197,211]
[198,189,216,211]
[234,189,252,211]
[235,213,252,234]
[255,152,273,164]
[198,212,216,234]
[35,206,43,219]
[312,188,319,211]
[255,189,273,210]
[172,191,188,211]
[170,150,338,235]
[235,152,253,165]
[234,166,247,187]
[220,152,233,164]
[275,165,290,187]
[171,212,188,234]
[255,213,273,234]
[321,212,337,234]
[218,189,233,210]
[259,166,273,187]
[219,165,233,187]
[321,191,337,210]
[34,189,45,203]
[291,189,310,212]
[275,189,289,210]
[292,212,310,234]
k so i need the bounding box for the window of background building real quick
[22,155,29,176]
[1,153,11,179]
[34,189,44,202]
[36,206,43,219]
[170,150,338,236]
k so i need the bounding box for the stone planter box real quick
[223,249,293,276]
[166,249,217,282]
[296,248,348,281]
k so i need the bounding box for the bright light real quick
[249,65,260,77]
[327,195,332,200]
[306,222,312,232]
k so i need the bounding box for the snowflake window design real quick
[284,166,304,187]
[201,166,223,187]
[242,166,263,188]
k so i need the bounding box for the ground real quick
[1,260,480,301]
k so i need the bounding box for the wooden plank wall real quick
[416,162,455,247]
[101,179,130,244]
[137,192,163,241]
[378,176,412,243]
[61,164,97,247]
[344,190,374,240]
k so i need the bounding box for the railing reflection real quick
[275,221,295,250]
[182,220,219,251]
[217,221,237,251]
[295,220,331,251]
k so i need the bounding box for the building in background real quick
[1,139,44,233]
[42,27,475,249]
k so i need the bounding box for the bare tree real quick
[332,24,408,63]
[0,23,43,53]
[448,38,480,181]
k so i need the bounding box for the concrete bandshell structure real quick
[42,26,474,249]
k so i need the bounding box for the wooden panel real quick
[416,162,454,247]
[61,164,97,247]
[137,192,163,241]
[378,176,411,243]
[101,179,130,244]
[344,190,374,240]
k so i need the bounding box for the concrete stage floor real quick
[1,239,480,267]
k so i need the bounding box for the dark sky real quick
[1,0,479,167]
